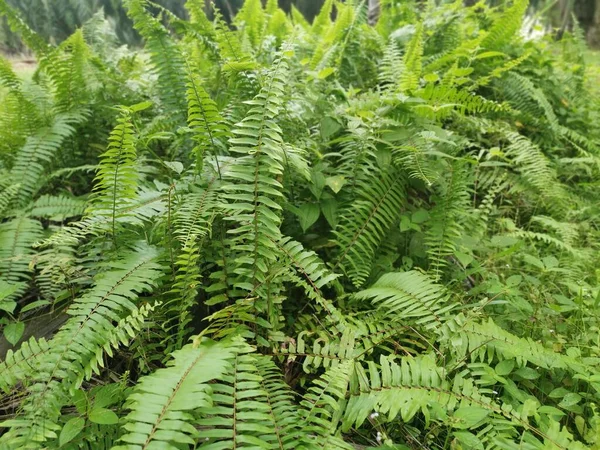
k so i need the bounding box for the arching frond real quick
[334,170,405,287]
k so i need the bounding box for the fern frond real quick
[27,194,86,221]
[0,244,164,446]
[90,107,138,243]
[399,23,423,92]
[505,230,577,255]
[253,355,309,449]
[354,270,456,329]
[391,130,443,185]
[196,347,306,449]
[276,236,344,325]
[220,48,291,299]
[234,0,266,50]
[440,315,588,376]
[379,38,403,88]
[0,0,50,56]
[299,361,354,449]
[173,187,218,247]
[530,216,579,247]
[0,337,50,394]
[334,170,405,288]
[45,29,92,113]
[500,72,558,131]
[344,353,571,448]
[275,316,412,373]
[125,0,186,119]
[415,83,505,120]
[481,0,528,50]
[213,11,255,74]
[502,131,565,206]
[425,162,470,278]
[0,183,20,216]
[185,69,229,174]
[0,217,43,288]
[312,0,334,37]
[114,338,243,450]
[10,112,84,207]
[162,238,201,352]
[37,187,166,248]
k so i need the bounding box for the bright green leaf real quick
[59,417,84,447]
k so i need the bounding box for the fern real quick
[27,194,86,221]
[220,48,290,299]
[354,270,456,329]
[0,217,43,288]
[0,337,50,394]
[299,361,353,449]
[0,244,165,446]
[185,68,229,174]
[399,23,424,92]
[162,238,202,352]
[125,0,186,121]
[1,1,600,449]
[10,112,84,207]
[334,170,405,288]
[425,162,471,278]
[481,0,529,50]
[114,338,242,450]
[90,107,139,243]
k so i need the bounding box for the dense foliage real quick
[1,0,600,448]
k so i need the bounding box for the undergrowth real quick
[1,0,600,449]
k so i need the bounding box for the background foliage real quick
[3,0,600,52]
[1,0,600,449]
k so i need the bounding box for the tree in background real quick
[1,0,600,53]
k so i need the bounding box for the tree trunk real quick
[589,0,600,47]
[367,0,380,26]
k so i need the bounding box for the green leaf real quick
[21,300,50,313]
[325,176,346,194]
[506,275,522,287]
[296,203,320,232]
[93,384,121,409]
[89,408,119,425]
[490,235,519,247]
[575,415,586,436]
[0,299,16,314]
[495,359,515,376]
[317,67,335,79]
[400,215,412,232]
[320,117,341,140]
[548,387,570,398]
[163,161,184,174]
[453,431,483,449]
[538,406,565,418]
[59,417,84,447]
[129,101,153,112]
[559,392,581,408]
[411,209,429,224]
[4,321,24,346]
[514,367,539,380]
[321,197,338,228]
[452,407,490,429]
[0,280,19,301]
[423,73,439,83]
[541,256,559,269]
[309,171,326,199]
[72,390,88,415]
[523,254,544,269]
[454,251,473,267]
